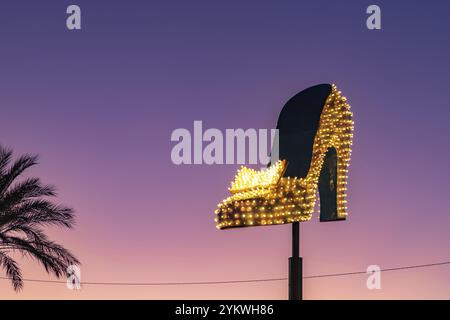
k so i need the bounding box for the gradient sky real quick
[1,0,450,299]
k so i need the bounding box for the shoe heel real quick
[319,147,341,221]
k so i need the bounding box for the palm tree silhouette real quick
[0,145,79,291]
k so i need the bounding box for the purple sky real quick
[1,0,450,299]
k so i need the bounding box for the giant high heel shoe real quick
[215,84,354,229]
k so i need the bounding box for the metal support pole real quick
[289,222,302,300]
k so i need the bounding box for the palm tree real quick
[0,145,79,291]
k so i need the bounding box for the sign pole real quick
[289,222,302,300]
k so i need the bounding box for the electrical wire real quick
[1,261,449,286]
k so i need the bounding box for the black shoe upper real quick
[275,83,332,178]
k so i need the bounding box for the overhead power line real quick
[1,261,450,286]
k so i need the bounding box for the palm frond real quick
[0,153,39,195]
[0,178,56,212]
[0,251,23,291]
[0,235,76,278]
[0,146,13,176]
[0,199,75,229]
